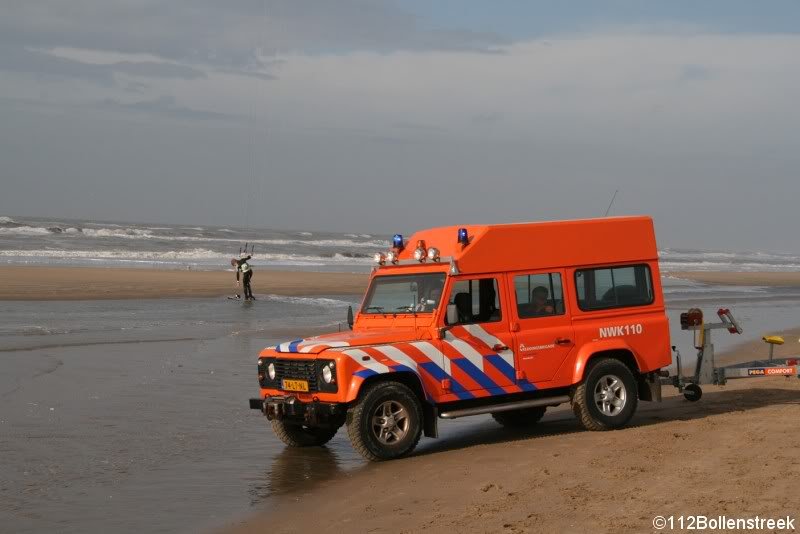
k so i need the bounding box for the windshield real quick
[362,273,446,314]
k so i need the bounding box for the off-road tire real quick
[271,420,339,447]
[572,358,638,431]
[346,381,423,461]
[491,406,547,428]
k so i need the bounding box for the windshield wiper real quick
[365,306,385,312]
[395,306,415,312]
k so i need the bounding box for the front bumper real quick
[249,395,345,427]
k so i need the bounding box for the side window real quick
[514,273,564,318]
[446,278,501,325]
[575,264,654,311]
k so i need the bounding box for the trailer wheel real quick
[572,358,638,431]
[683,384,703,402]
[491,406,547,428]
[271,420,339,447]
[346,381,423,461]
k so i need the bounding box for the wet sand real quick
[0,266,368,300]
[226,347,800,534]
[3,270,800,534]
[0,297,365,534]
[219,272,800,534]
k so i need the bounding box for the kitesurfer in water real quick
[231,254,255,300]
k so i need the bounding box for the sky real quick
[1,1,799,251]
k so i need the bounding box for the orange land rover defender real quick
[249,216,671,461]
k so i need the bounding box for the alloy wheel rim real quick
[594,374,627,416]
[371,400,410,444]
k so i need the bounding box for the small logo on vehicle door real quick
[519,343,555,352]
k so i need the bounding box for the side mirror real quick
[347,305,354,330]
[446,304,458,325]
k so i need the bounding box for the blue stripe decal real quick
[419,362,474,400]
[287,339,303,353]
[452,358,500,391]
[485,354,516,382]
[485,354,537,391]
[354,369,378,379]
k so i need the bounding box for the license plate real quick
[282,379,309,392]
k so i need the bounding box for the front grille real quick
[273,358,318,392]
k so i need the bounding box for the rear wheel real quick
[347,381,423,461]
[572,358,638,431]
[272,420,339,447]
[491,406,547,428]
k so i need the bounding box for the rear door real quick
[509,270,576,384]
[438,275,518,395]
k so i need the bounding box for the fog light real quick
[413,247,426,262]
[373,252,386,265]
[427,247,440,262]
[267,362,276,380]
[386,250,398,264]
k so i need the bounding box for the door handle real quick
[555,338,572,346]
[492,343,509,352]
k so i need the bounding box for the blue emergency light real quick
[458,228,469,245]
[392,234,404,250]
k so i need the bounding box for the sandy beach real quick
[225,342,800,534]
[0,266,369,300]
[3,267,799,301]
[2,267,799,534]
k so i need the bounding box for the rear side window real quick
[514,273,564,318]
[575,265,654,311]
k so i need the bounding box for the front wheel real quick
[272,420,339,447]
[346,381,423,461]
[572,358,638,431]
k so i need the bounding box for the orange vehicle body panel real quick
[256,216,672,406]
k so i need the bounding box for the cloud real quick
[2,27,800,250]
[0,45,207,86]
[99,95,238,121]
[109,61,206,80]
[0,1,506,73]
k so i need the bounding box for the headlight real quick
[267,362,276,380]
[322,362,335,384]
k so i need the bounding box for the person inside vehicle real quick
[416,285,442,312]
[231,254,255,300]
[530,286,554,316]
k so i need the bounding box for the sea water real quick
[3,214,800,273]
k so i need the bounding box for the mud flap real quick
[423,403,438,438]
[639,372,662,402]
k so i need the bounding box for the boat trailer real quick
[663,308,800,401]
